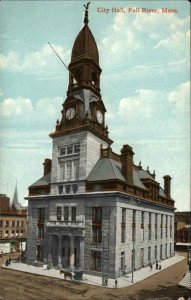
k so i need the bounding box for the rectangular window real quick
[65,184,70,194]
[38,226,44,239]
[121,208,126,243]
[141,211,144,241]
[17,221,20,227]
[5,230,9,237]
[57,206,62,221]
[5,221,9,227]
[160,244,163,259]
[155,245,157,260]
[148,213,151,240]
[170,216,172,238]
[71,207,76,221]
[92,207,102,244]
[66,161,72,179]
[73,159,79,179]
[72,184,78,194]
[92,207,102,223]
[122,208,126,223]
[60,162,65,179]
[0,230,2,238]
[58,185,63,194]
[161,215,163,238]
[155,214,158,240]
[60,147,66,156]
[64,207,69,221]
[92,226,102,243]
[165,243,167,257]
[60,144,80,156]
[0,221,3,227]
[121,226,125,243]
[148,246,151,262]
[38,208,45,221]
[90,251,101,271]
[121,252,125,271]
[165,216,168,238]
[141,211,144,226]
[21,221,24,227]
[132,210,136,242]
[67,146,73,155]
[74,144,80,154]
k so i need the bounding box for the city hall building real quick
[26,6,175,278]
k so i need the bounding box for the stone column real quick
[57,235,62,269]
[69,235,75,270]
[48,235,53,268]
[79,237,84,270]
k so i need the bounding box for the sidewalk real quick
[2,255,184,289]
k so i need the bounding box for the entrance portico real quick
[47,233,84,270]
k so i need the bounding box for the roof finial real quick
[147,165,149,172]
[84,2,91,25]
[139,160,142,167]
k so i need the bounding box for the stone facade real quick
[26,5,175,280]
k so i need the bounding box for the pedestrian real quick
[105,276,108,286]
[156,262,158,270]
[115,279,118,288]
[159,264,161,270]
[149,262,153,271]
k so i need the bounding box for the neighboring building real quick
[0,187,27,253]
[26,6,175,278]
[175,211,191,251]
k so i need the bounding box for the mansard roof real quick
[87,158,147,190]
[87,158,125,182]
[29,173,51,187]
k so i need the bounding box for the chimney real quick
[120,144,134,186]
[163,175,172,198]
[43,159,52,176]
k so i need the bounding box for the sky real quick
[0,0,190,211]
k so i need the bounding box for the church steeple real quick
[12,182,20,210]
[50,4,112,145]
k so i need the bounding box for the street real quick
[0,252,190,300]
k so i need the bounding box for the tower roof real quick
[71,9,99,65]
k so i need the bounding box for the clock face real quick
[66,107,75,120]
[96,110,103,124]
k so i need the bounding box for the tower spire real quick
[12,181,20,210]
[84,2,90,25]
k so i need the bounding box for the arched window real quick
[91,72,97,86]
[75,69,82,83]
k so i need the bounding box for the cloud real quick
[0,96,63,130]
[118,89,162,118]
[100,10,189,68]
[168,81,190,111]
[0,97,33,116]
[154,30,190,55]
[0,44,70,74]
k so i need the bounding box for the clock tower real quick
[49,5,112,195]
